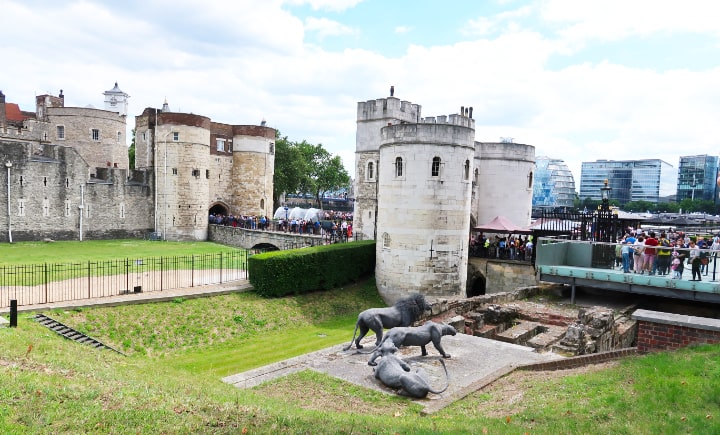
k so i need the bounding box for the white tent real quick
[273,206,290,220]
[288,207,307,220]
[303,208,321,222]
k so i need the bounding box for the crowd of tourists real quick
[208,211,354,243]
[616,229,720,281]
[470,233,534,261]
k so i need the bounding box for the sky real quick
[2,0,719,193]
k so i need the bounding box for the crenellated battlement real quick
[357,97,421,123]
[420,113,475,129]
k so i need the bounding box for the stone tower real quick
[155,112,212,241]
[374,115,475,304]
[230,125,276,218]
[472,142,535,228]
[353,93,421,241]
[103,82,130,116]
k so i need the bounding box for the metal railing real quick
[0,251,248,308]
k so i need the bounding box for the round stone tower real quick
[230,125,276,218]
[472,142,535,229]
[353,94,421,241]
[155,113,211,241]
[375,115,475,304]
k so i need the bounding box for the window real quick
[269,143,274,154]
[192,169,200,177]
[172,168,178,175]
[395,157,403,177]
[383,233,391,248]
[117,131,122,143]
[142,132,147,141]
[173,132,179,141]
[431,157,441,177]
[367,161,375,181]
[206,169,210,179]
[65,199,71,217]
[91,129,100,141]
[216,138,225,152]
[464,160,470,180]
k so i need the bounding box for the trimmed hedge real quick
[248,240,376,297]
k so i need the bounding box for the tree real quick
[272,136,350,210]
[295,140,350,208]
[128,129,136,169]
[272,134,305,208]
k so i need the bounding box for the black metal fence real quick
[0,251,248,308]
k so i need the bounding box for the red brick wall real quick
[636,320,720,352]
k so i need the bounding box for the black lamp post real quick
[600,179,611,211]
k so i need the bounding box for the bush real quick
[249,240,375,297]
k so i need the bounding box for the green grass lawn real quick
[1,277,719,434]
[0,240,241,266]
[1,241,719,433]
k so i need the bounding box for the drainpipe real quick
[78,184,84,241]
[5,161,11,243]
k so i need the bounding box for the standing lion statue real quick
[343,293,430,351]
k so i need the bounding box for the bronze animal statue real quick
[367,321,456,366]
[343,293,430,351]
[371,339,450,399]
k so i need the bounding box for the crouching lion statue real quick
[343,293,430,351]
[371,339,450,399]
[367,321,456,366]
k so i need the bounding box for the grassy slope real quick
[1,279,718,434]
[0,240,718,433]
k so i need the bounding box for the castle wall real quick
[47,107,129,173]
[375,119,475,304]
[473,142,535,228]
[0,141,153,241]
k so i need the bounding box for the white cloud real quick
[305,17,358,39]
[394,25,412,34]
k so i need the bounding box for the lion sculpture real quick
[343,293,429,351]
[367,321,456,366]
[371,339,450,399]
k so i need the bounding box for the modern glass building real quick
[579,159,674,205]
[532,156,576,209]
[676,155,719,202]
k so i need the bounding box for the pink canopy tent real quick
[473,215,532,234]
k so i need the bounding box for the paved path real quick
[0,280,252,315]
[223,333,563,414]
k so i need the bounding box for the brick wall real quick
[633,309,720,352]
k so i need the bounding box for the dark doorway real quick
[209,203,228,217]
[468,275,487,297]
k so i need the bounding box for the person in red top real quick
[642,231,659,275]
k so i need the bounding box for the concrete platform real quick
[222,333,563,413]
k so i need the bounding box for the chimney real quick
[469,107,473,119]
[0,90,6,132]
[390,85,395,97]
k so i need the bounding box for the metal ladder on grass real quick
[34,313,126,356]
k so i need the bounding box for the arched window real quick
[431,157,441,177]
[260,198,265,209]
[527,171,533,189]
[464,160,470,180]
[367,161,375,181]
[383,232,391,248]
[395,157,403,177]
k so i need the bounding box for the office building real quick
[579,159,674,205]
[676,155,719,202]
[532,156,576,209]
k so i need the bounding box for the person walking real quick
[688,240,702,281]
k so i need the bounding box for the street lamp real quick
[5,161,12,243]
[600,179,611,211]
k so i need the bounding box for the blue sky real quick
[2,0,719,194]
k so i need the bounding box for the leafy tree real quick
[272,136,350,210]
[295,141,350,208]
[272,133,305,208]
[128,128,136,169]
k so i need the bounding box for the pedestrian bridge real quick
[536,238,720,304]
[208,224,326,251]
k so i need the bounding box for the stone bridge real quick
[208,224,325,251]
